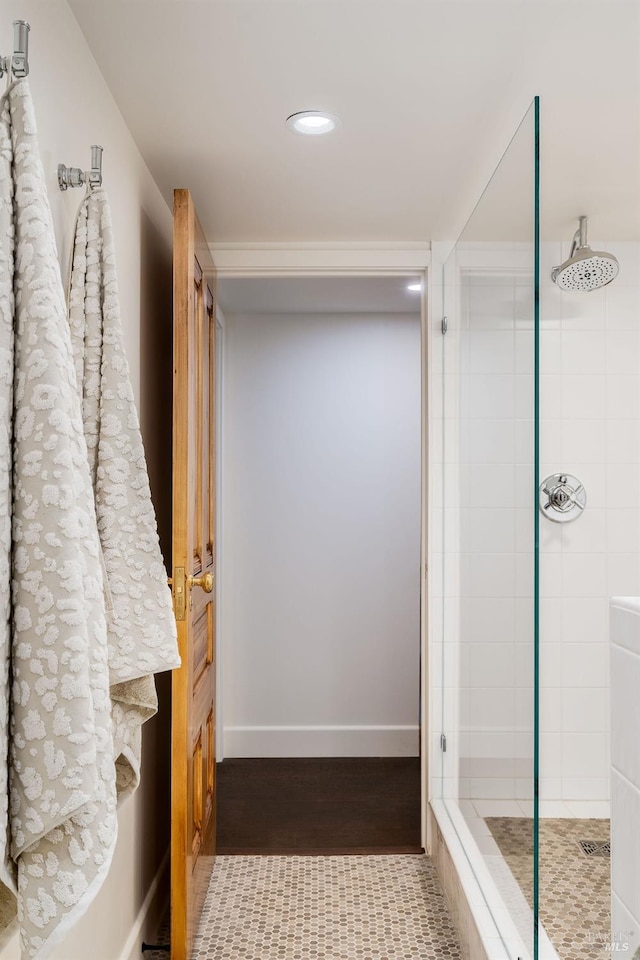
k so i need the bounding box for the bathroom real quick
[0,2,638,960]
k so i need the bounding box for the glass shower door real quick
[438,98,540,959]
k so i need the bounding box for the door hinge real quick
[173,566,186,621]
[440,733,447,753]
[441,315,448,335]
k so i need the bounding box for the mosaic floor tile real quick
[486,817,611,960]
[193,855,462,960]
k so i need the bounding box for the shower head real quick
[551,216,619,292]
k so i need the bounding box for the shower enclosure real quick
[431,98,541,959]
[431,89,634,959]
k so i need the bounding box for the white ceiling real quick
[217,276,423,315]
[69,0,640,244]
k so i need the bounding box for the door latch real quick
[173,566,186,620]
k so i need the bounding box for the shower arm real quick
[569,216,589,258]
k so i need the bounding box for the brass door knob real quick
[188,572,214,593]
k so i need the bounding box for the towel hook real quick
[58,145,104,192]
[0,20,30,79]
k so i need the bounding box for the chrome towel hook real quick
[0,20,31,79]
[58,145,104,191]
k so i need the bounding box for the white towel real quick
[0,77,179,959]
[1,77,116,960]
[67,187,179,797]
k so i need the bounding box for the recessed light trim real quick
[286,111,341,136]
[407,283,422,292]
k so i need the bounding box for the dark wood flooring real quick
[215,757,422,855]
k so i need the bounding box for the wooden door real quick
[171,189,217,960]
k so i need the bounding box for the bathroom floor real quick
[193,854,462,960]
[486,817,611,960]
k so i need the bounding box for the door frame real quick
[211,242,431,847]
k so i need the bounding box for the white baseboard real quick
[223,724,419,757]
[121,849,169,960]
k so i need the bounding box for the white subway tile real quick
[540,553,563,598]
[467,463,515,508]
[607,331,640,377]
[564,800,610,818]
[468,778,517,802]
[540,777,563,800]
[607,510,640,553]
[539,419,563,462]
[465,419,515,464]
[539,330,562,375]
[460,597,516,645]
[540,688,563,731]
[607,553,640,597]
[562,287,606,330]
[466,642,515,688]
[539,641,563,689]
[467,554,517,598]
[606,420,640,465]
[608,463,640,510]
[562,418,606,464]
[561,777,609,801]
[562,732,608,778]
[539,598,563,643]
[606,284,640,330]
[515,330,535,374]
[464,509,516,554]
[562,331,606,375]
[562,597,607,644]
[561,642,608,687]
[539,733,563,777]
[466,330,515,374]
[466,687,516,729]
[606,375,639,420]
[561,508,606,553]
[562,688,607,732]
[538,800,574,817]
[561,553,606,598]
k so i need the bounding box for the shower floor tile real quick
[193,854,463,959]
[486,817,611,960]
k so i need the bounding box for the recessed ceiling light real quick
[407,283,422,292]
[286,111,341,136]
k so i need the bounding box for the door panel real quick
[171,189,217,960]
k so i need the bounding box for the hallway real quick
[216,758,422,855]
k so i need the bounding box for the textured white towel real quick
[68,188,179,798]
[0,78,179,959]
[1,77,116,960]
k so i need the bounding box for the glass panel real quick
[438,98,539,959]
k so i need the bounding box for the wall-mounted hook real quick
[0,20,31,79]
[58,144,103,192]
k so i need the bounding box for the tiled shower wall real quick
[432,240,640,813]
[537,240,640,811]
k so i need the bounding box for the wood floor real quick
[215,757,422,855]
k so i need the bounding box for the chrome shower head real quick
[551,216,619,292]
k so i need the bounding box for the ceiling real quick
[69,0,640,244]
[217,276,423,315]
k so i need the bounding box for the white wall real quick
[222,310,421,757]
[0,4,174,958]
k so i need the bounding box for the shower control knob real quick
[539,473,586,523]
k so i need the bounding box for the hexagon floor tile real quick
[192,855,463,960]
